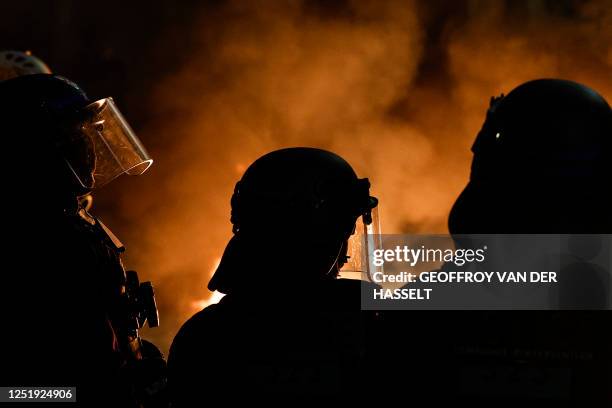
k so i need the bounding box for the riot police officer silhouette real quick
[168,147,378,404]
[444,79,612,406]
[0,74,165,407]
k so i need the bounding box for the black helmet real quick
[0,74,152,203]
[209,147,378,293]
[449,78,612,233]
[230,147,377,235]
[0,73,90,118]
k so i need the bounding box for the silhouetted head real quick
[209,147,378,294]
[0,74,152,212]
[0,73,94,212]
[449,79,612,234]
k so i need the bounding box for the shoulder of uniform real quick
[188,303,222,325]
[169,304,224,365]
[172,304,222,345]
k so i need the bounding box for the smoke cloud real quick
[97,0,612,353]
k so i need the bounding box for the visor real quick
[339,205,384,282]
[62,97,152,189]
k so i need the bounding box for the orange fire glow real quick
[99,1,612,354]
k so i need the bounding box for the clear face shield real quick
[339,205,384,281]
[58,97,153,190]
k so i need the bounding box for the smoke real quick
[102,0,612,353]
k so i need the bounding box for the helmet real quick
[209,147,378,293]
[0,74,152,199]
[230,147,377,235]
[0,50,52,81]
[449,78,612,233]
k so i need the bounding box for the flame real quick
[191,291,225,311]
[110,1,612,355]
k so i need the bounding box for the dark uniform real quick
[170,279,371,404]
[168,148,379,405]
[0,74,165,407]
[384,79,612,407]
